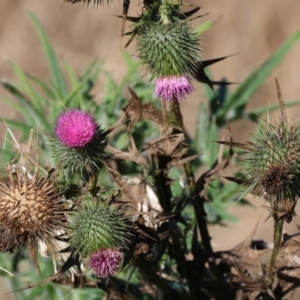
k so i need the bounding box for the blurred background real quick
[0,0,300,298]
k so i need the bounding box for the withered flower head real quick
[222,81,300,204]
[0,166,67,253]
[242,122,300,203]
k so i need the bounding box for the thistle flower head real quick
[69,199,131,257]
[89,248,123,278]
[50,109,107,174]
[0,166,66,252]
[240,122,300,203]
[155,76,193,101]
[137,21,201,78]
[55,109,97,148]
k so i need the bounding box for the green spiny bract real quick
[139,0,197,24]
[136,21,201,77]
[241,122,300,203]
[50,128,107,175]
[68,199,131,257]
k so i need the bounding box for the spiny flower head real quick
[89,248,123,278]
[136,21,201,78]
[155,76,193,101]
[55,109,97,148]
[69,199,131,257]
[0,166,67,252]
[222,81,300,205]
[239,122,300,203]
[50,109,107,174]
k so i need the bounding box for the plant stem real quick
[268,209,284,286]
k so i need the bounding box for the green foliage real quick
[0,15,157,173]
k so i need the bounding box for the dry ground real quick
[1,0,300,298]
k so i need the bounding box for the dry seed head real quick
[260,164,291,195]
[0,166,67,252]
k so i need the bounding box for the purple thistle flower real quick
[89,248,124,278]
[55,109,97,148]
[155,76,193,102]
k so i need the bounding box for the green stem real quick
[268,212,284,286]
[162,100,183,128]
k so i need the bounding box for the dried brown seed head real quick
[0,167,67,252]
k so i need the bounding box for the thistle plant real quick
[1,1,300,300]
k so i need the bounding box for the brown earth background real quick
[1,0,300,298]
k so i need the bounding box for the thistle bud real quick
[69,200,131,257]
[89,248,123,278]
[0,166,66,252]
[50,109,107,174]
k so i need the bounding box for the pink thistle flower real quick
[155,76,193,102]
[89,248,124,278]
[55,109,97,148]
